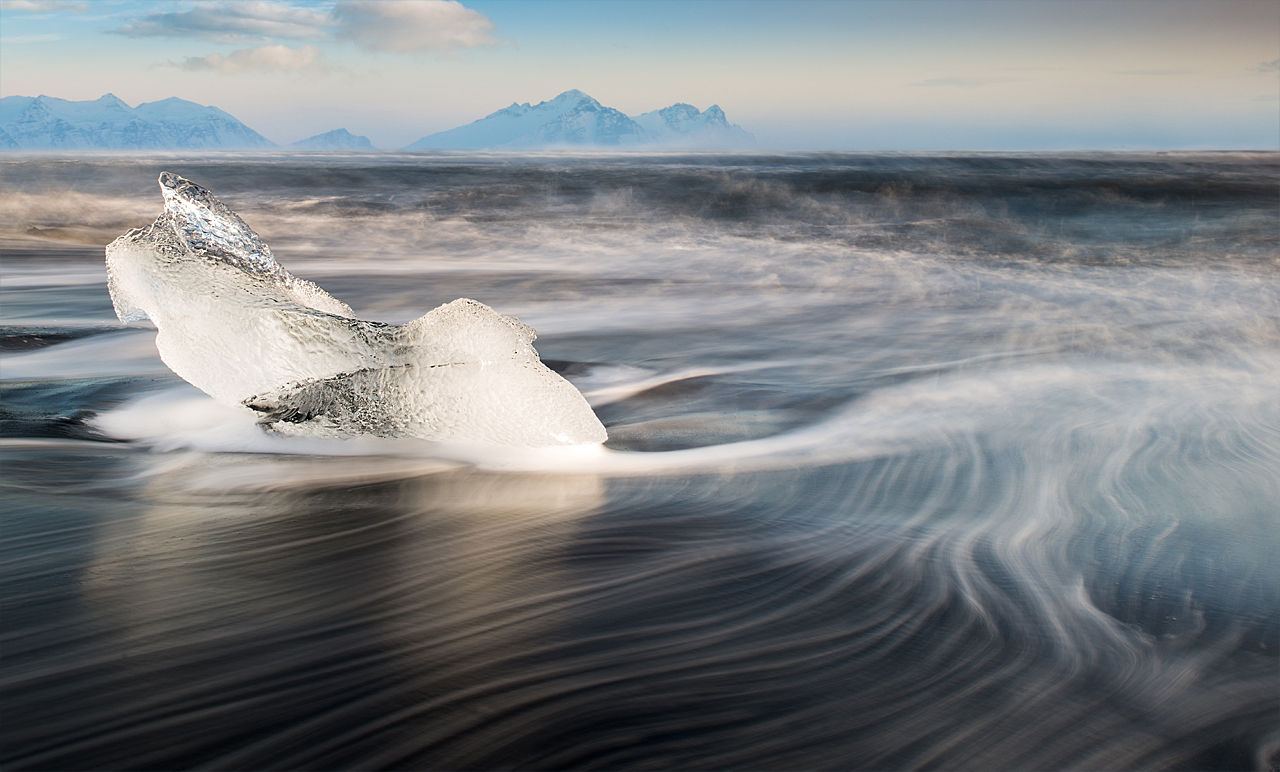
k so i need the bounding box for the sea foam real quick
[105,172,607,447]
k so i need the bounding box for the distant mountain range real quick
[0,90,753,151]
[289,128,375,151]
[0,94,275,150]
[405,90,754,150]
[0,94,375,152]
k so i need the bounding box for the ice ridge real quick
[105,173,607,447]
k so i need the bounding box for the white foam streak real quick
[577,361,800,407]
[0,261,107,289]
[91,357,1277,490]
[0,328,166,380]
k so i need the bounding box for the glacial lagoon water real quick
[2,152,1278,770]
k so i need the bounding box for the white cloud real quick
[332,0,501,53]
[0,0,88,11]
[178,44,326,75]
[1256,59,1279,73]
[111,0,503,53]
[113,2,331,43]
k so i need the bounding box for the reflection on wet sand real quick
[3,435,1276,770]
[7,449,603,769]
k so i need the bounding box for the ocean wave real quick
[3,153,1277,770]
[4,153,1276,268]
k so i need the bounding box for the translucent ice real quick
[105,172,607,447]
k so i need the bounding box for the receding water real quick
[2,152,1278,770]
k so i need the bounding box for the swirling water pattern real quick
[2,152,1277,770]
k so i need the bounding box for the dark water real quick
[2,152,1278,770]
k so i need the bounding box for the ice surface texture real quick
[105,173,607,447]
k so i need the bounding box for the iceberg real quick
[105,173,607,447]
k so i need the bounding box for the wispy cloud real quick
[332,0,502,53]
[111,0,504,53]
[0,33,63,43]
[912,77,1019,88]
[177,44,327,75]
[0,0,88,11]
[1112,69,1192,76]
[112,1,331,44]
[1256,59,1280,73]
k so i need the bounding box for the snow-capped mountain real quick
[289,128,375,151]
[632,103,755,148]
[404,90,755,150]
[0,90,755,152]
[0,94,275,150]
[405,90,648,150]
[511,92,649,148]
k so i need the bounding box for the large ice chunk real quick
[105,172,607,447]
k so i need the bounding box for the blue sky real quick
[1,0,1277,149]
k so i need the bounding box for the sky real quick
[1,0,1277,150]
